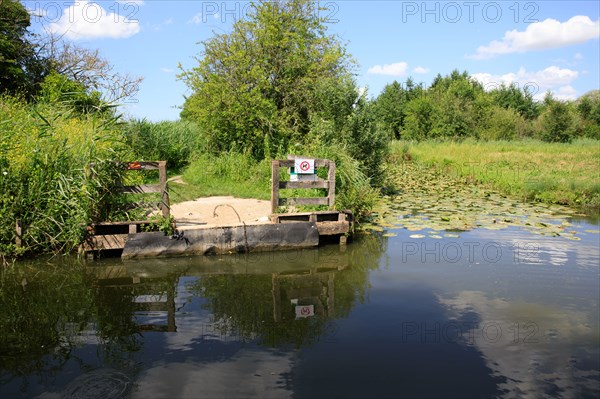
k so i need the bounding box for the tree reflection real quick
[0,233,388,389]
[186,234,387,347]
[0,260,94,382]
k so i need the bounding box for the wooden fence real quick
[271,157,335,214]
[118,161,170,218]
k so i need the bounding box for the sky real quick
[23,0,600,121]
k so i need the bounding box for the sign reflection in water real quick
[0,225,599,398]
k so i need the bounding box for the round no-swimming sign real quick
[294,158,315,174]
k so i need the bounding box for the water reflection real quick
[1,225,598,398]
[0,238,383,398]
[440,290,600,398]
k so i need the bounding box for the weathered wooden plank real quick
[158,161,170,218]
[327,160,336,208]
[120,184,162,194]
[316,221,350,236]
[15,219,22,248]
[271,160,280,214]
[279,197,329,206]
[278,159,330,168]
[279,180,329,189]
[122,161,160,170]
[92,220,155,226]
[84,234,128,251]
[273,211,345,217]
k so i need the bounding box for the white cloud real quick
[161,68,174,73]
[413,66,429,74]
[470,16,600,59]
[48,1,140,40]
[164,17,173,26]
[553,85,579,100]
[188,13,203,24]
[367,62,408,76]
[472,66,580,100]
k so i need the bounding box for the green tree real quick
[373,78,424,139]
[403,96,440,140]
[574,90,600,139]
[541,100,574,143]
[38,70,107,114]
[179,0,354,160]
[0,0,48,97]
[490,83,539,120]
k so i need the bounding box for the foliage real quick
[373,78,424,139]
[38,70,110,115]
[394,139,600,209]
[123,119,203,170]
[43,39,143,104]
[0,95,131,256]
[490,82,539,120]
[0,0,49,97]
[373,70,598,143]
[540,99,575,143]
[179,0,355,160]
[182,151,272,200]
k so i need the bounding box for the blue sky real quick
[24,1,600,121]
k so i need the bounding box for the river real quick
[1,209,599,398]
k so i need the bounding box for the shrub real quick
[123,119,203,170]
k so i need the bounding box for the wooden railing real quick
[271,157,335,214]
[118,161,170,218]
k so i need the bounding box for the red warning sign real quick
[295,305,315,318]
[294,159,314,174]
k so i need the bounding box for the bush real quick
[123,119,203,170]
[540,101,575,143]
[480,106,531,140]
[0,95,131,256]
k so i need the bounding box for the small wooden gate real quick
[271,156,335,214]
[118,161,170,218]
[83,161,170,255]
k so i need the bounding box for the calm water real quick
[1,218,599,398]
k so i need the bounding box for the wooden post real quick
[272,273,281,322]
[327,160,336,209]
[271,160,280,214]
[167,279,177,332]
[327,272,335,317]
[158,161,170,218]
[15,219,22,248]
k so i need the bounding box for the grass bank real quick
[390,139,600,210]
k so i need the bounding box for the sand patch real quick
[170,196,272,229]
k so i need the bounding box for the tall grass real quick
[181,151,272,200]
[0,96,132,257]
[123,119,203,171]
[391,139,600,210]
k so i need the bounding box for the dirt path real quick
[170,196,272,229]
